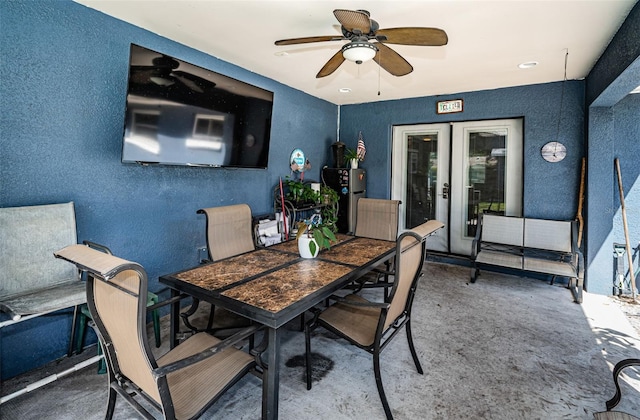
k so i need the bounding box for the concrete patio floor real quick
[2,261,640,419]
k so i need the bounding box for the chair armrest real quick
[82,240,113,255]
[152,324,263,379]
[575,248,585,277]
[371,267,394,276]
[606,358,640,410]
[328,294,390,309]
[146,293,190,312]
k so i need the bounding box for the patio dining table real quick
[159,233,397,420]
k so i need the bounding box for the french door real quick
[391,119,523,256]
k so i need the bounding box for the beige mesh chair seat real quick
[54,244,262,420]
[351,198,401,295]
[305,220,436,420]
[181,204,255,334]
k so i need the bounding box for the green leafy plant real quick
[283,178,315,205]
[344,148,359,163]
[296,216,337,255]
[319,185,339,229]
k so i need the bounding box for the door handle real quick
[442,183,449,199]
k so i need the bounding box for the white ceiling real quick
[74,0,637,105]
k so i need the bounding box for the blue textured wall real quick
[586,2,640,107]
[339,82,585,221]
[585,1,640,296]
[586,95,640,295]
[1,0,637,380]
[0,0,337,379]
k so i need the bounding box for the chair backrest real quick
[0,202,78,299]
[54,245,161,403]
[198,204,255,261]
[524,218,573,252]
[354,198,401,241]
[480,213,524,246]
[384,225,427,329]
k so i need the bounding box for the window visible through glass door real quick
[406,133,439,229]
[465,129,507,238]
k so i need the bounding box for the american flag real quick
[357,131,366,161]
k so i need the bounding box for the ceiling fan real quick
[130,55,216,93]
[275,9,448,78]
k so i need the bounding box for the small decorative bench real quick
[470,213,584,303]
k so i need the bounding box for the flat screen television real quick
[121,44,273,168]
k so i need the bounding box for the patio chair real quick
[54,244,263,420]
[181,204,255,334]
[305,221,433,420]
[351,198,401,297]
[593,358,640,420]
[0,202,84,357]
[73,241,161,375]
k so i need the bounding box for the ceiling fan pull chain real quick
[378,55,381,96]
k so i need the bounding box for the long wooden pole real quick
[615,158,637,301]
[576,157,586,247]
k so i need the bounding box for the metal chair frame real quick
[54,244,263,420]
[304,226,429,420]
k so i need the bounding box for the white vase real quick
[350,158,358,169]
[298,235,319,258]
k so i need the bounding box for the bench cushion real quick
[0,281,86,318]
[523,257,577,278]
[475,250,523,270]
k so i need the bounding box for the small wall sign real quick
[436,99,464,114]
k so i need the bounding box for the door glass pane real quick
[465,130,507,237]
[405,134,438,229]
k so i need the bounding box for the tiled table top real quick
[175,249,298,291]
[163,235,395,319]
[221,259,354,313]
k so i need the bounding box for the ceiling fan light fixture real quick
[342,41,377,64]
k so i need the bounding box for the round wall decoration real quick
[290,148,305,172]
[541,141,567,163]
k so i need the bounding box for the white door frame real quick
[391,123,450,252]
[449,119,523,255]
[392,119,523,256]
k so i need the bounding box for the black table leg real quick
[263,326,280,419]
[169,288,180,349]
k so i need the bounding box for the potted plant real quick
[344,148,360,169]
[296,214,337,258]
[283,178,316,206]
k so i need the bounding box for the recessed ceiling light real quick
[274,51,289,57]
[518,61,538,69]
[339,88,351,93]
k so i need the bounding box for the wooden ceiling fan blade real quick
[376,27,448,46]
[333,9,371,34]
[316,50,346,78]
[373,43,413,76]
[275,35,344,46]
